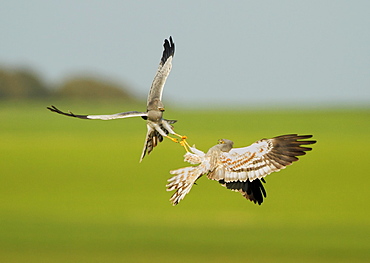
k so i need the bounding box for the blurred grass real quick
[1,100,369,262]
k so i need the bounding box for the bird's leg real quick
[164,134,190,153]
[173,133,191,152]
[180,140,191,153]
[165,135,179,143]
[160,122,190,152]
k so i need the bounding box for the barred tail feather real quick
[140,120,176,162]
[166,166,205,205]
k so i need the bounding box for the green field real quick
[1,101,369,262]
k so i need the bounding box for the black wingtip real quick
[161,36,175,64]
[46,105,88,119]
[219,179,267,205]
[47,105,58,113]
[169,36,174,49]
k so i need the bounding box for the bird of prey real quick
[47,36,189,162]
[167,134,316,205]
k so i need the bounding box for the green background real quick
[1,101,369,262]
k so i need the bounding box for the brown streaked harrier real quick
[47,36,189,162]
[167,134,316,205]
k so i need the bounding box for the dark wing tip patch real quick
[161,36,175,65]
[47,105,89,119]
[219,179,267,205]
[269,134,316,166]
[163,118,177,124]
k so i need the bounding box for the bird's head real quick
[148,98,165,112]
[218,139,234,152]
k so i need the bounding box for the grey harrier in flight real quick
[167,134,316,205]
[47,36,189,162]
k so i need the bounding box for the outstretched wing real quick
[219,134,316,182]
[147,36,175,106]
[47,105,147,120]
[140,119,177,162]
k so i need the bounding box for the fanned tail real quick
[166,165,205,205]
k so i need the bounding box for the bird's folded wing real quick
[219,134,316,182]
[47,105,147,120]
[147,37,175,105]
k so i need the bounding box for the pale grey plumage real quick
[47,36,180,162]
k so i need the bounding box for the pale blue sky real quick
[1,1,369,107]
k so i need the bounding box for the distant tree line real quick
[0,67,137,101]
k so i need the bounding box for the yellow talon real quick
[180,137,191,152]
[166,136,179,143]
[180,140,190,152]
[167,133,191,152]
